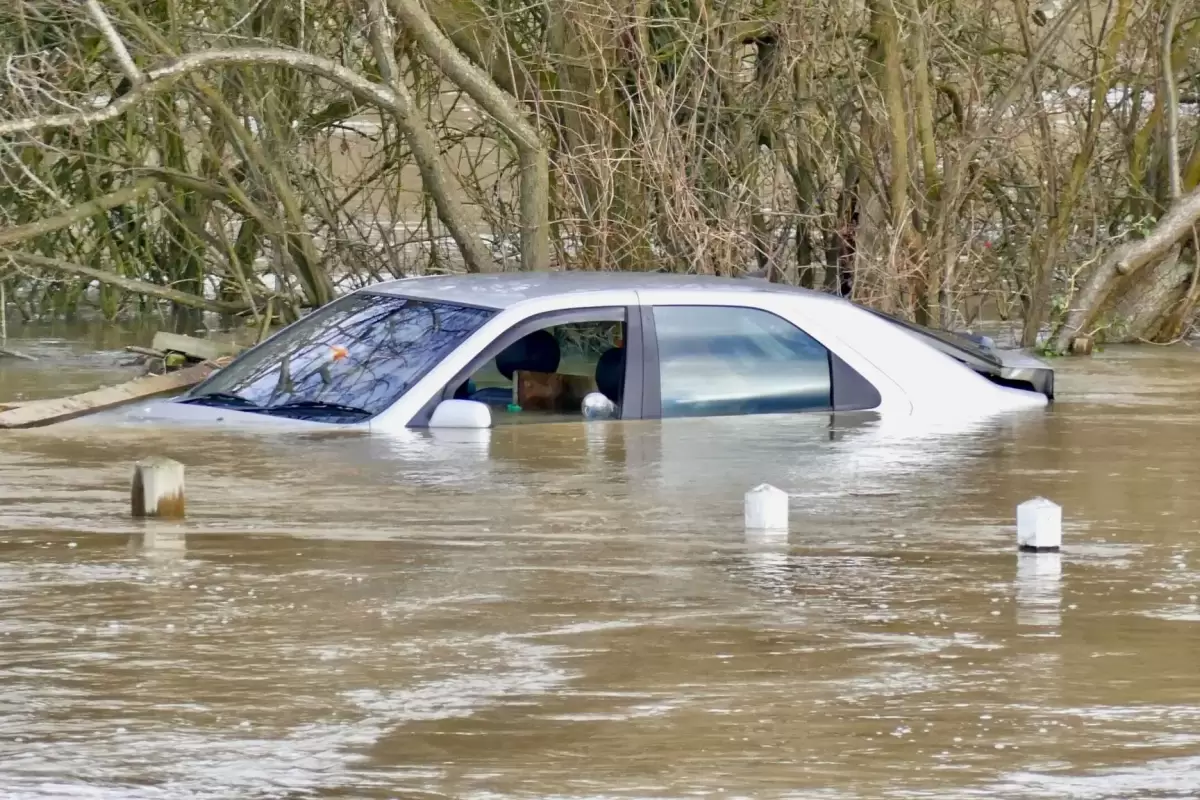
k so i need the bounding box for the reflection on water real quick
[1015,552,1063,630]
[4,341,1200,797]
[135,526,188,562]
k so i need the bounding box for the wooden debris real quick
[0,347,37,362]
[1069,336,1094,356]
[131,456,186,519]
[124,345,165,359]
[151,331,242,363]
[0,358,228,429]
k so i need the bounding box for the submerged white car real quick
[121,272,1054,432]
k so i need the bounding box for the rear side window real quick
[652,305,832,418]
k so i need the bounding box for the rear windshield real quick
[866,308,1003,369]
[191,292,495,418]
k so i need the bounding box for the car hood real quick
[83,398,343,431]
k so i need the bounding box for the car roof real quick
[366,271,835,310]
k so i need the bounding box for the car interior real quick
[452,321,626,423]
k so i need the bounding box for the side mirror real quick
[428,399,492,429]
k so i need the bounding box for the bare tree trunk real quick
[1022,0,1133,347]
[1110,245,1187,341]
[868,0,910,314]
[364,0,494,273]
[386,0,550,272]
[908,0,943,324]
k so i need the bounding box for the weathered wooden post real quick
[131,457,186,519]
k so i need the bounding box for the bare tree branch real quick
[941,0,1087,206]
[0,48,404,138]
[388,0,540,150]
[1,0,1196,346]
[1163,0,1183,200]
[2,251,249,315]
[0,177,159,247]
[85,0,143,85]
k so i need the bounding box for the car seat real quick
[594,346,624,406]
[456,329,562,406]
[495,329,560,380]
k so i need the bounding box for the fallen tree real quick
[1050,185,1200,354]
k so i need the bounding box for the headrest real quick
[495,329,561,380]
[595,346,625,404]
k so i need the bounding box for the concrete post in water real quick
[1017,497,1061,552]
[131,457,186,519]
[745,484,789,533]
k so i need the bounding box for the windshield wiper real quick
[265,400,373,418]
[181,392,260,409]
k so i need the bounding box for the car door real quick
[635,296,880,420]
[402,302,652,428]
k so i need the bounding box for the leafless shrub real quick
[0,0,1197,351]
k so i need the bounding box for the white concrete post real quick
[745,484,789,533]
[1017,497,1061,552]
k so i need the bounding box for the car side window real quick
[652,305,832,418]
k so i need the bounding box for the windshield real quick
[188,292,496,420]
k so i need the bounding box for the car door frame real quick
[405,302,650,428]
[633,291,884,420]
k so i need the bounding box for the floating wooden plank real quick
[125,345,166,359]
[0,347,37,361]
[0,360,223,429]
[150,331,242,363]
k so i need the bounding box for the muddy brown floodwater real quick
[4,328,1200,799]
